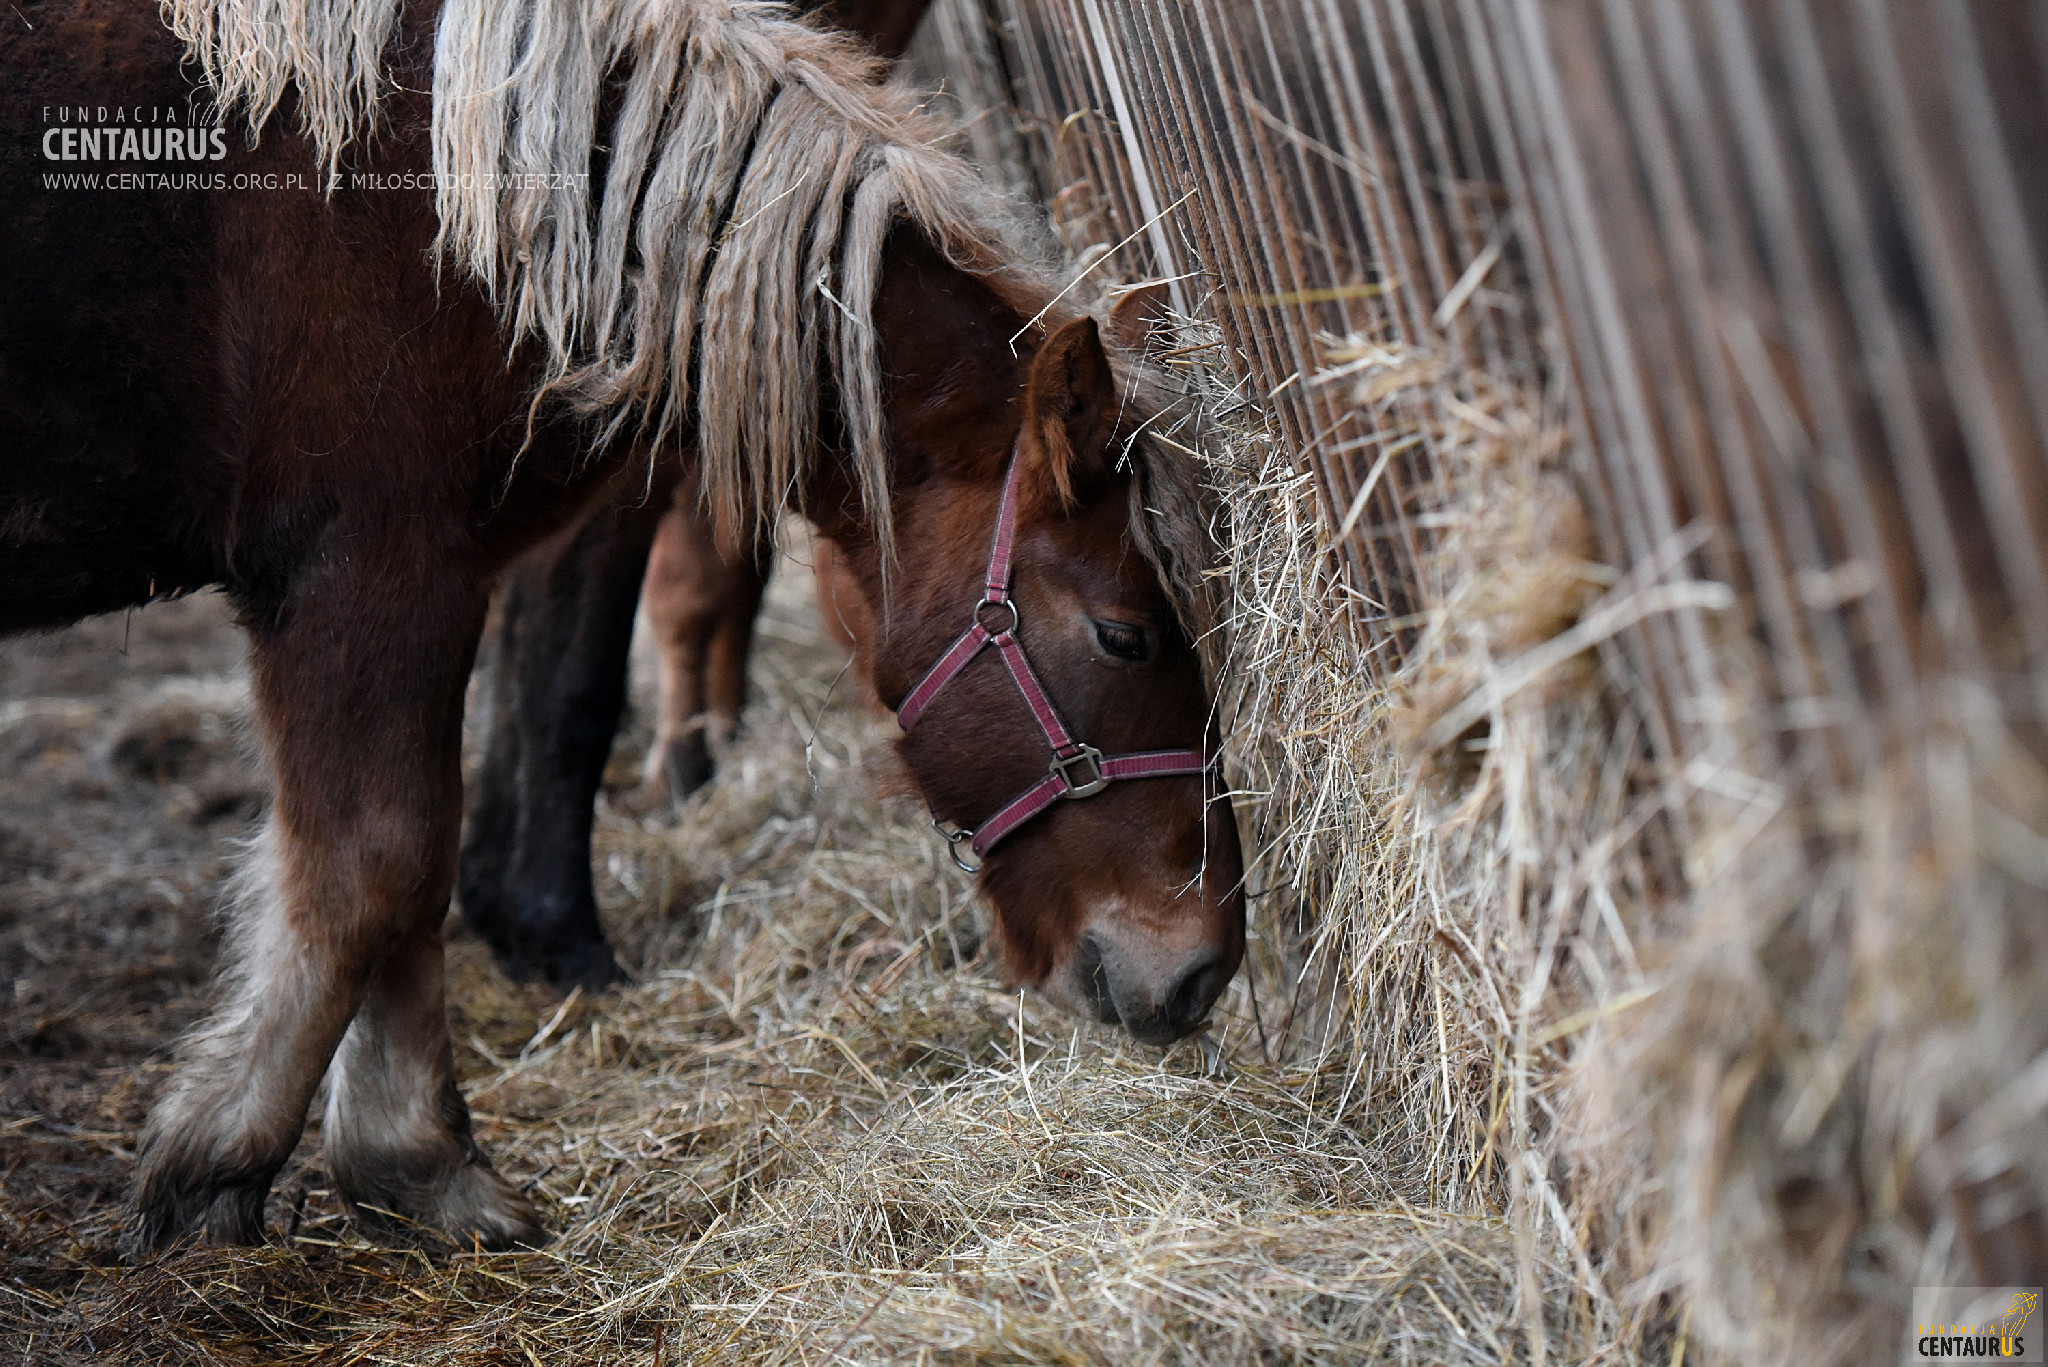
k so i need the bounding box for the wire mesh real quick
[914,0,2048,797]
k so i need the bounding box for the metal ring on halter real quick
[933,818,983,872]
[973,596,1020,636]
[1050,743,1108,799]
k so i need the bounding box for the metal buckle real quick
[1050,744,1108,799]
[973,596,1020,636]
[933,818,983,873]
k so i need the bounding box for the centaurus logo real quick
[40,106,227,161]
[1913,1287,2042,1362]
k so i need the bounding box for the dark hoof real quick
[127,1171,273,1256]
[458,883,623,991]
[521,936,624,992]
[471,919,624,991]
[341,1161,548,1252]
[653,734,715,812]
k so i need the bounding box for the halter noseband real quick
[895,443,1211,872]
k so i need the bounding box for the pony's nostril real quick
[1163,948,1228,1033]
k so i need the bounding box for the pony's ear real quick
[1021,315,1118,511]
[1106,281,1174,354]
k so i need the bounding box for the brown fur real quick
[168,0,1032,560]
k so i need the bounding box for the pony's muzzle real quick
[1071,929,1234,1046]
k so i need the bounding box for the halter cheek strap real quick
[895,444,1211,871]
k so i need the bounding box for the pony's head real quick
[813,230,1246,1046]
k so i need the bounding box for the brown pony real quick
[0,0,1243,1251]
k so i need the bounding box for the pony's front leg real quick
[323,897,539,1246]
[132,558,536,1249]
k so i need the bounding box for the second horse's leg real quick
[640,480,773,806]
[457,489,670,988]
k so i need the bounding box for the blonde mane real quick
[161,0,1057,553]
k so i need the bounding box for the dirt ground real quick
[0,592,259,1325]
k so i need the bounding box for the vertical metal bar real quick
[1493,0,1729,740]
[1076,0,1189,313]
[1620,0,1856,789]
[1708,0,1918,732]
[1853,0,2048,707]
[1772,0,1983,670]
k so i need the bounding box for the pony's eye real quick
[1092,620,1149,662]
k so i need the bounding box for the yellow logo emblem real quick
[2001,1293,2039,1356]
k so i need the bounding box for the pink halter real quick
[895,444,1211,871]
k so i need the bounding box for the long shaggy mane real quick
[162,0,1134,565]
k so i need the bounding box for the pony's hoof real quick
[648,733,715,810]
[127,1172,272,1255]
[541,938,624,993]
[128,1113,293,1255]
[461,890,624,991]
[435,1162,548,1250]
[491,933,622,992]
[343,1159,547,1251]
